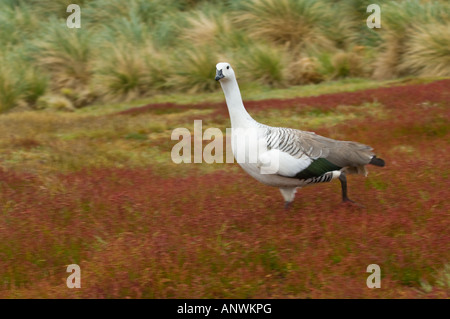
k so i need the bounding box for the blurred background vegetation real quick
[0,0,449,113]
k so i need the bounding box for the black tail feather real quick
[369,156,385,167]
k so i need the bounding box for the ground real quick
[0,78,449,298]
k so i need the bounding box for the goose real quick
[215,62,385,208]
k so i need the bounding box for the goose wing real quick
[263,127,374,179]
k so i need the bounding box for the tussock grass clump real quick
[373,0,450,79]
[234,0,333,52]
[399,23,450,77]
[181,10,233,48]
[31,20,93,91]
[93,42,172,101]
[100,13,153,46]
[331,48,367,79]
[315,49,366,80]
[0,3,41,46]
[237,43,289,87]
[169,46,221,93]
[36,95,75,112]
[288,56,323,85]
[0,52,48,112]
[21,66,49,108]
[178,3,252,54]
[0,66,23,112]
[94,44,151,101]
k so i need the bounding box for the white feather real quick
[258,149,312,177]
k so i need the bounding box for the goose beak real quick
[215,69,224,81]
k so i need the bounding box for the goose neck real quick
[220,78,254,128]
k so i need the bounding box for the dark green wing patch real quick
[295,158,342,180]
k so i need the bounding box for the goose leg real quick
[280,187,297,210]
[338,172,358,204]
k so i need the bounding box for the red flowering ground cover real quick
[0,80,448,298]
[117,79,449,117]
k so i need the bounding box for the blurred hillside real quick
[0,0,449,112]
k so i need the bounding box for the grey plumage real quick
[263,126,375,177]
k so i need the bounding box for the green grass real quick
[2,77,381,175]
[254,102,387,129]
[76,77,420,116]
[0,76,446,177]
[1,0,449,112]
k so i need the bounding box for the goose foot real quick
[284,201,292,210]
[342,197,365,208]
[339,172,365,208]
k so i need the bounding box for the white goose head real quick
[215,62,236,82]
